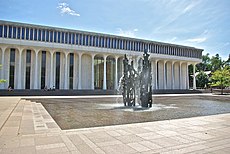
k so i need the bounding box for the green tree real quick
[210,67,230,94]
[0,65,6,83]
[196,71,209,88]
[196,53,211,71]
[210,54,223,71]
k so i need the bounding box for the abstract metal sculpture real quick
[121,50,152,108]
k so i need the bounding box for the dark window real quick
[79,34,82,45]
[13,27,16,39]
[41,30,45,41]
[34,29,37,41]
[8,26,12,38]
[89,36,93,46]
[55,52,60,89]
[17,27,21,39]
[30,28,33,40]
[0,25,2,37]
[65,33,68,44]
[38,29,41,41]
[69,53,74,89]
[71,33,75,44]
[107,38,110,48]
[41,51,46,89]
[82,35,85,45]
[46,30,49,42]
[75,34,78,45]
[50,31,53,42]
[98,37,101,47]
[3,25,7,38]
[57,32,61,43]
[61,32,65,43]
[26,28,29,40]
[25,50,31,89]
[54,31,57,43]
[21,27,25,39]
[9,48,15,89]
[69,33,71,44]
[101,37,104,47]
[95,36,98,47]
[85,35,88,46]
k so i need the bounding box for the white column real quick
[64,53,68,89]
[50,52,54,88]
[193,63,196,89]
[0,47,6,89]
[186,63,189,89]
[171,61,175,89]
[17,49,23,89]
[103,55,107,90]
[34,50,38,89]
[114,56,118,90]
[179,62,182,89]
[155,60,158,89]
[91,54,95,90]
[151,60,154,90]
[78,53,82,89]
[163,61,167,89]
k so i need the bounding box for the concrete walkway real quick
[0,97,230,154]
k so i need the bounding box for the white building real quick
[0,20,202,90]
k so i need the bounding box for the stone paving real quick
[0,96,230,154]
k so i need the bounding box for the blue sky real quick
[1,0,229,60]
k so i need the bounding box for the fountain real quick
[121,50,152,108]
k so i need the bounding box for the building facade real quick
[0,20,202,90]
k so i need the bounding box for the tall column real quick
[163,61,167,89]
[78,53,82,89]
[114,56,118,90]
[91,54,95,90]
[186,63,189,89]
[17,49,23,89]
[179,62,182,89]
[34,50,39,89]
[151,60,155,90]
[50,52,54,88]
[0,47,6,89]
[171,61,175,89]
[193,63,196,89]
[64,53,68,89]
[103,55,107,90]
[155,60,158,89]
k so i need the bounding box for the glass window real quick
[3,25,7,38]
[0,25,2,37]
[41,30,45,41]
[12,27,16,39]
[98,36,101,47]
[85,35,88,46]
[101,37,104,47]
[17,27,20,39]
[26,28,29,40]
[50,31,53,42]
[95,36,98,47]
[34,29,37,40]
[57,32,61,43]
[75,33,78,45]
[79,34,82,45]
[69,33,71,44]
[38,29,41,41]
[21,27,25,39]
[9,48,15,89]
[82,34,85,45]
[46,30,49,42]
[30,28,33,40]
[54,31,57,43]
[41,51,46,89]
[89,35,93,46]
[65,32,68,44]
[25,50,31,89]
[69,53,74,89]
[71,33,75,44]
[61,32,64,43]
[55,52,60,89]
[107,38,110,48]
[8,26,12,38]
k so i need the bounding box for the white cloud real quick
[57,3,80,16]
[169,37,177,42]
[186,37,207,43]
[117,28,138,37]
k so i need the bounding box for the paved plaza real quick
[0,95,230,153]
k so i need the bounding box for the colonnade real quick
[0,46,197,90]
